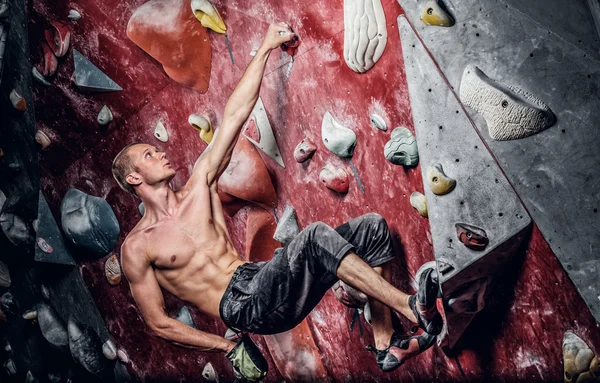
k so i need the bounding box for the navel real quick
[208,218,214,225]
[171,255,176,263]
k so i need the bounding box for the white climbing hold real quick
[22,310,37,320]
[138,202,145,216]
[154,121,168,142]
[409,192,428,218]
[343,0,388,73]
[202,362,218,382]
[35,130,51,150]
[420,0,454,27]
[242,97,285,168]
[459,65,556,140]
[68,9,82,21]
[273,205,300,245]
[102,340,117,360]
[363,301,372,326]
[322,111,357,158]
[369,114,387,131]
[97,105,113,126]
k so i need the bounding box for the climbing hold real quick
[68,317,111,377]
[322,112,357,158]
[412,261,438,292]
[293,138,316,163]
[32,67,51,87]
[217,137,277,215]
[363,301,372,326]
[427,163,456,195]
[60,188,120,257]
[175,306,195,328]
[45,21,71,57]
[447,277,490,314]
[332,280,368,308]
[35,130,51,150]
[97,105,113,126]
[73,49,122,92]
[460,65,556,140]
[41,285,50,300]
[138,202,145,216]
[105,254,122,286]
[319,162,350,193]
[437,259,454,276]
[370,114,387,131]
[564,332,597,383]
[409,192,428,218]
[273,204,300,245]
[36,192,76,265]
[127,0,212,93]
[191,0,226,34]
[43,42,58,76]
[420,0,454,27]
[577,356,600,382]
[22,309,37,320]
[25,371,38,383]
[68,9,82,21]
[242,97,285,168]
[0,261,9,287]
[224,328,240,341]
[455,223,489,251]
[188,113,213,144]
[117,349,130,364]
[0,212,32,247]
[9,89,26,111]
[154,121,168,142]
[202,362,218,382]
[384,127,419,167]
[37,303,69,350]
[102,340,117,360]
[4,359,16,376]
[344,0,388,73]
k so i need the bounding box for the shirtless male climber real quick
[112,23,443,381]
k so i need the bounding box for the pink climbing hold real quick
[243,119,261,143]
[37,237,53,254]
[44,21,71,58]
[294,138,316,163]
[42,43,58,77]
[319,162,349,193]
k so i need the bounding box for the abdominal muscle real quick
[150,223,247,319]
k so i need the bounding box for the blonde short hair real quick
[112,143,141,196]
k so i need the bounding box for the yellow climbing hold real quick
[427,163,456,195]
[420,0,455,27]
[410,192,428,218]
[191,0,226,34]
[188,114,214,144]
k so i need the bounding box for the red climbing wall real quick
[30,0,600,381]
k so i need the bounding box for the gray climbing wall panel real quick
[399,15,531,348]
[398,0,600,322]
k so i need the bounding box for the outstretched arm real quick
[121,240,235,353]
[189,22,296,189]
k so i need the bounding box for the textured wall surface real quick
[3,0,596,381]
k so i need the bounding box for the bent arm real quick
[121,242,235,352]
[189,23,295,189]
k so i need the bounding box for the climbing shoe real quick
[366,331,437,372]
[409,267,443,335]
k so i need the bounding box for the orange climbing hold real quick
[127,0,212,93]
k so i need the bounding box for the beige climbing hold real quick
[564,332,597,383]
[117,349,129,364]
[460,65,556,140]
[9,89,26,111]
[420,0,454,27]
[410,192,428,218]
[188,114,213,144]
[344,0,388,73]
[202,362,218,382]
[22,310,37,320]
[427,163,456,195]
[154,121,168,142]
[97,105,113,126]
[191,0,226,34]
[104,254,122,286]
[35,130,51,150]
